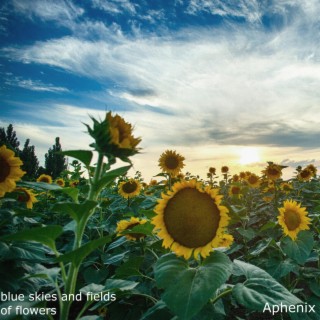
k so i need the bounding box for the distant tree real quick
[45,137,67,179]
[0,124,20,153]
[19,139,39,180]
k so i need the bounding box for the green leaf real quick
[80,279,138,294]
[154,252,232,319]
[52,200,97,223]
[249,239,272,256]
[237,228,256,240]
[103,251,129,265]
[115,256,144,278]
[55,187,79,203]
[232,260,302,312]
[18,181,62,191]
[0,225,63,250]
[96,165,131,192]
[56,236,111,267]
[281,231,314,265]
[141,301,173,320]
[119,222,154,236]
[60,150,93,167]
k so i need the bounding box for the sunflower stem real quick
[210,288,233,305]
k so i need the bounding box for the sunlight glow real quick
[239,147,260,165]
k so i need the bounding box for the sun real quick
[239,147,260,165]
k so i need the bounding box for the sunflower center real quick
[268,168,279,176]
[163,188,220,248]
[0,158,11,182]
[164,156,179,170]
[231,186,240,194]
[248,176,258,184]
[284,209,301,231]
[122,181,138,193]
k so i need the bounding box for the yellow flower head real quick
[116,217,147,241]
[158,150,185,177]
[152,179,230,260]
[298,168,313,181]
[69,180,79,188]
[86,111,141,163]
[0,145,25,197]
[278,200,311,240]
[107,112,141,150]
[37,174,52,184]
[306,164,317,176]
[262,163,283,180]
[55,178,65,187]
[245,173,261,188]
[118,179,142,199]
[14,187,38,209]
[280,182,293,194]
[229,185,242,198]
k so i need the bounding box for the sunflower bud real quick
[85,111,141,163]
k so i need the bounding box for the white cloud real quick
[91,0,136,15]
[5,77,70,93]
[11,0,84,22]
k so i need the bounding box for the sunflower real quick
[239,171,247,180]
[280,182,293,194]
[55,178,65,187]
[69,180,79,188]
[107,112,141,150]
[298,168,313,181]
[152,179,230,259]
[229,185,242,198]
[221,166,229,173]
[14,187,38,209]
[278,200,311,240]
[209,167,216,175]
[232,174,240,182]
[262,163,283,180]
[118,179,142,199]
[306,164,317,176]
[245,173,261,188]
[37,174,52,184]
[116,217,147,241]
[158,150,185,176]
[0,145,25,197]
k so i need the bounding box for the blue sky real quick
[1,0,319,180]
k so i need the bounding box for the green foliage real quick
[155,252,232,319]
[0,123,20,153]
[45,137,67,178]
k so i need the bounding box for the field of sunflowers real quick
[0,112,319,320]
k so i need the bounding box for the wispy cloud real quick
[4,76,70,93]
[91,0,136,15]
[10,0,84,23]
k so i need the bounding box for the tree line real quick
[0,124,67,180]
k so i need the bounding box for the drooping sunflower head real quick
[118,179,142,199]
[262,163,283,180]
[158,150,185,176]
[0,145,25,197]
[298,168,313,181]
[152,179,230,260]
[116,217,147,241]
[14,187,38,209]
[37,174,52,184]
[55,178,65,187]
[239,171,247,180]
[209,167,216,175]
[277,200,311,240]
[245,173,261,188]
[232,174,240,182]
